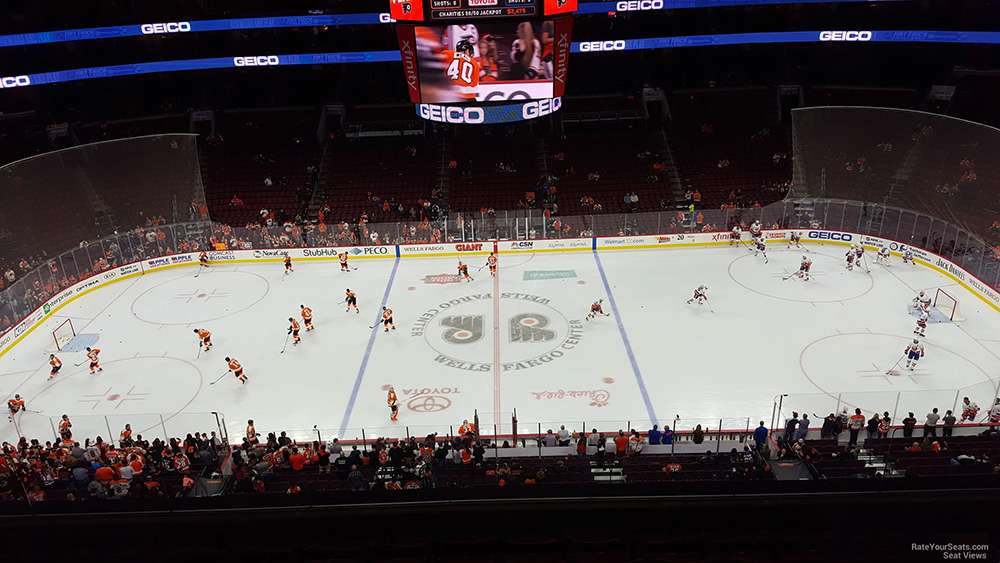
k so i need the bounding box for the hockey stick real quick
[280,332,291,354]
[193,264,205,278]
[885,353,906,375]
[209,371,230,385]
[195,345,202,361]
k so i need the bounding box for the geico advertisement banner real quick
[474,81,553,103]
[417,98,562,125]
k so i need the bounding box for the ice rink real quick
[2,241,998,445]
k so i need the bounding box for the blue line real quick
[592,250,658,423]
[337,256,400,437]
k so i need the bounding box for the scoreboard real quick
[391,0,577,22]
[430,0,539,20]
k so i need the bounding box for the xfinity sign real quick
[233,56,281,67]
[819,31,872,42]
[579,40,626,52]
[140,22,191,34]
[616,0,663,11]
[0,76,30,88]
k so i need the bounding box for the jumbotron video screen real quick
[411,20,568,103]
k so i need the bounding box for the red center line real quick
[492,241,501,428]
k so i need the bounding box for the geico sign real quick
[0,75,30,88]
[140,22,191,34]
[807,231,853,242]
[233,56,281,67]
[418,104,485,124]
[522,98,562,119]
[378,13,396,23]
[616,0,663,10]
[819,31,872,42]
[579,40,626,52]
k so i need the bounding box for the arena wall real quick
[1,230,997,358]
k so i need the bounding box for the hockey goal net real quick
[933,288,964,322]
[51,318,76,351]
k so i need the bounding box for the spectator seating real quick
[864,434,1000,477]
[547,123,669,215]
[203,109,320,226]
[320,136,437,224]
[668,89,791,210]
[450,126,538,212]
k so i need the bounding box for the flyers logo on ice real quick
[441,315,484,344]
[509,313,555,342]
[410,293,584,373]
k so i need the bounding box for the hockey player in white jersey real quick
[960,397,980,422]
[753,239,768,263]
[912,291,931,313]
[904,339,924,370]
[845,250,856,271]
[687,285,708,305]
[730,225,742,247]
[875,246,890,265]
[902,249,916,265]
[749,220,762,241]
[796,255,813,281]
[914,310,928,337]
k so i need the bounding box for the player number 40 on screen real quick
[447,59,475,84]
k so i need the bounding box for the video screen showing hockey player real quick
[414,20,556,103]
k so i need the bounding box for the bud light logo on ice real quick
[807,231,853,242]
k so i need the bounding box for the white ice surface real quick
[1,244,998,445]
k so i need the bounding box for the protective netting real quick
[792,107,1000,245]
[0,134,207,268]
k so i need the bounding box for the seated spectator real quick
[542,430,557,447]
[692,425,705,445]
[557,425,571,447]
[648,425,662,445]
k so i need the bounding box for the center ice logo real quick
[411,293,583,373]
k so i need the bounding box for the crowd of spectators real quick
[0,416,222,503]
